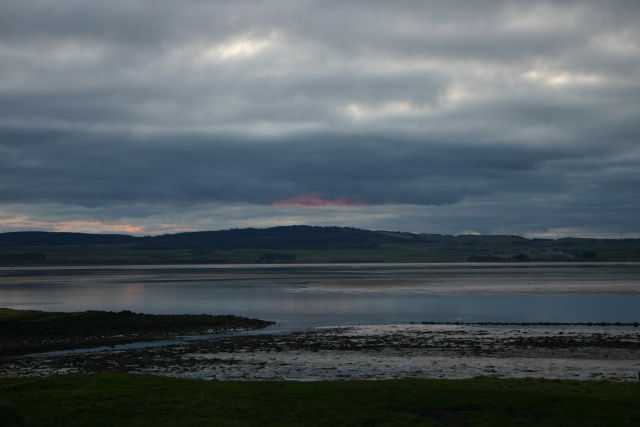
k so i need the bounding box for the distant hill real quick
[0,226,638,264]
[0,226,404,249]
[134,226,411,250]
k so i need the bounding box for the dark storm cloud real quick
[0,0,639,236]
[0,129,573,206]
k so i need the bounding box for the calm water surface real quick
[1,263,639,330]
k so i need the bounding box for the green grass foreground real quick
[1,375,639,426]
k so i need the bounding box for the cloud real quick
[271,193,366,208]
[0,0,638,237]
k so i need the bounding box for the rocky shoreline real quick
[3,322,639,381]
[0,309,274,357]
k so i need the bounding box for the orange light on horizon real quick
[0,216,147,235]
[270,193,366,208]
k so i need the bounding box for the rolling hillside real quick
[0,226,638,265]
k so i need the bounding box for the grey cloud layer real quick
[0,131,604,205]
[0,0,639,236]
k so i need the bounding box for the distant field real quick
[1,227,639,265]
[1,241,639,265]
[1,374,639,426]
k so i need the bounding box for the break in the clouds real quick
[1,1,639,237]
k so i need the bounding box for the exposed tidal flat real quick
[2,319,639,382]
[1,308,639,382]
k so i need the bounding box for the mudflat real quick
[2,313,639,381]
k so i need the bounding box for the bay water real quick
[1,263,639,331]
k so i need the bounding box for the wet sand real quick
[3,324,639,382]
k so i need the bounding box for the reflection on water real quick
[0,263,639,328]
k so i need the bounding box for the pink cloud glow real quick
[270,193,366,208]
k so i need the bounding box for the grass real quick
[0,307,36,320]
[0,307,92,323]
[1,375,639,426]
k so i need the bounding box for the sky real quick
[1,0,639,238]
